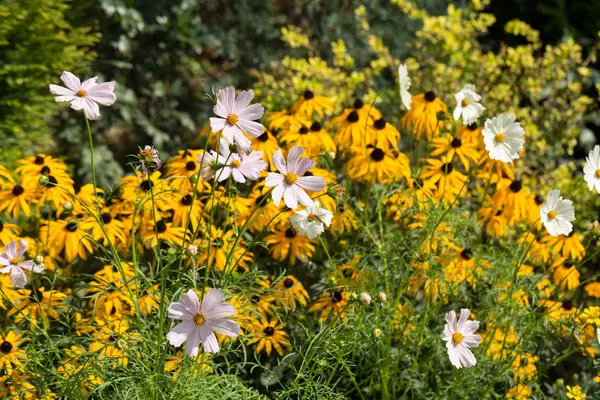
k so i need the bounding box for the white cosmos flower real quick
[583,145,600,193]
[167,288,239,356]
[290,201,333,239]
[49,71,116,120]
[398,64,412,110]
[209,87,265,149]
[214,138,267,183]
[197,151,217,180]
[540,189,575,237]
[265,146,326,210]
[482,113,525,163]
[0,240,44,288]
[441,309,481,369]
[453,84,485,125]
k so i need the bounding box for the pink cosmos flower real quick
[209,87,265,149]
[265,146,326,210]
[0,240,44,288]
[49,71,116,120]
[214,138,267,183]
[167,288,239,356]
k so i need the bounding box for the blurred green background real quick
[2,0,600,187]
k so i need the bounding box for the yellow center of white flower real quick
[9,258,23,265]
[461,99,469,107]
[595,169,600,178]
[495,133,505,143]
[284,173,297,185]
[452,331,464,345]
[547,210,557,220]
[231,160,241,168]
[307,213,317,222]
[194,312,206,326]
[76,89,87,97]
[226,114,239,126]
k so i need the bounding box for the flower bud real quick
[62,201,73,211]
[38,175,49,186]
[189,174,198,185]
[359,292,371,306]
[186,244,198,257]
[34,255,44,265]
[372,328,383,338]
[377,292,387,304]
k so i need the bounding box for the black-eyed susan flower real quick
[491,178,530,224]
[401,91,447,140]
[330,203,358,234]
[272,275,310,310]
[367,117,401,150]
[247,316,291,356]
[265,225,315,265]
[0,180,36,219]
[292,90,334,118]
[308,289,350,324]
[9,287,67,325]
[346,145,410,184]
[332,99,382,148]
[0,331,25,374]
[420,159,467,201]
[89,210,127,248]
[551,258,580,291]
[430,134,480,171]
[142,219,186,248]
[541,231,585,261]
[40,219,93,262]
[279,121,335,158]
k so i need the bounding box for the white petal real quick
[60,71,81,91]
[167,321,196,347]
[208,319,240,337]
[49,84,75,97]
[200,326,220,354]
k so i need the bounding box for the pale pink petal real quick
[215,167,232,182]
[16,240,28,258]
[271,183,285,206]
[86,83,117,106]
[283,187,299,210]
[10,267,27,288]
[4,241,17,259]
[69,97,85,111]
[167,321,196,347]
[446,343,462,369]
[60,71,81,91]
[457,309,470,331]
[445,311,457,331]
[233,89,255,113]
[293,185,313,207]
[210,117,227,133]
[219,138,231,158]
[54,95,77,103]
[233,128,252,149]
[82,98,101,120]
[0,265,12,273]
[272,150,287,174]
[0,256,10,266]
[220,87,235,114]
[457,344,477,367]
[180,289,201,314]
[296,176,326,192]
[295,158,316,175]
[213,99,229,118]
[208,319,240,337]
[200,289,225,314]
[265,172,284,188]
[286,146,304,173]
[205,303,236,320]
[18,260,35,271]
[237,103,264,121]
[49,84,75,97]
[185,325,203,357]
[168,302,194,320]
[231,169,246,183]
[237,120,264,138]
[200,326,220,354]
[81,77,98,91]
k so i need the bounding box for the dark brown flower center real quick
[258,131,269,142]
[509,180,522,193]
[185,161,197,171]
[299,126,309,135]
[461,248,472,260]
[285,228,296,238]
[310,122,321,132]
[66,222,78,232]
[370,148,385,162]
[332,291,343,303]
[101,213,112,224]
[140,180,154,192]
[264,326,275,336]
[353,99,364,109]
[34,156,44,165]
[303,90,314,100]
[12,185,24,196]
[441,163,453,174]
[181,195,193,205]
[424,91,436,102]
[283,278,294,288]
[155,220,167,233]
[373,118,386,130]
[451,138,462,148]
[0,341,12,354]
[347,111,359,123]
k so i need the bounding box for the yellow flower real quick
[566,385,586,400]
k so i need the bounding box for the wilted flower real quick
[167,289,239,355]
[359,293,372,306]
[0,240,44,288]
[441,309,481,369]
[138,145,162,178]
[540,189,575,237]
[197,152,217,180]
[49,71,116,120]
